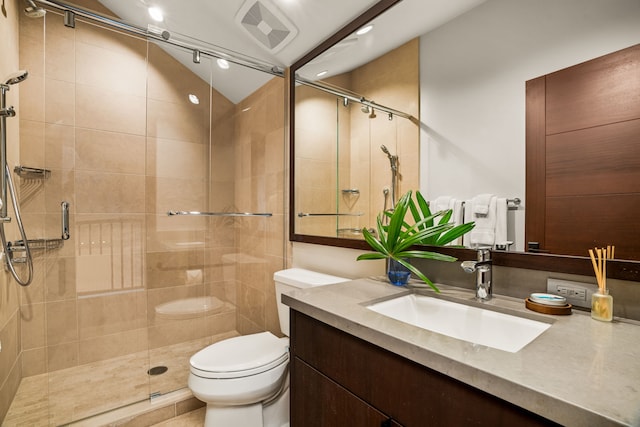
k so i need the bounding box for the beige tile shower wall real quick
[294,85,340,237]
[73,21,148,369]
[234,77,286,336]
[351,38,420,224]
[336,83,358,237]
[205,86,238,318]
[326,74,358,238]
[0,0,24,422]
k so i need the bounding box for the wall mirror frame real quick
[288,0,640,282]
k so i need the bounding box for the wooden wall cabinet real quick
[290,310,558,427]
[525,43,640,259]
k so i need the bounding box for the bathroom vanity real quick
[283,278,640,426]
[291,311,554,426]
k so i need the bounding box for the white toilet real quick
[188,268,349,427]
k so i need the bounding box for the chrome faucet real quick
[461,248,492,301]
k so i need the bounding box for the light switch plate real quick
[546,278,597,309]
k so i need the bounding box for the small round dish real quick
[530,293,567,306]
[525,298,572,315]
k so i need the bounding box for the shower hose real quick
[0,163,33,286]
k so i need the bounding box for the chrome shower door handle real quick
[61,201,70,240]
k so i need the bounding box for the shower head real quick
[24,0,46,18]
[380,145,398,171]
[4,70,28,85]
[380,145,392,158]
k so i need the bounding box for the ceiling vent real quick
[235,0,298,53]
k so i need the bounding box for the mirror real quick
[293,38,420,240]
[290,0,640,280]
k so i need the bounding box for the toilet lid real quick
[190,332,289,379]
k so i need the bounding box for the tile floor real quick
[152,407,205,426]
[4,333,236,426]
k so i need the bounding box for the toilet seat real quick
[190,332,289,379]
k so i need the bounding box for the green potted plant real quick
[357,190,475,292]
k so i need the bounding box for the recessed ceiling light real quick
[217,59,230,69]
[356,24,373,35]
[188,94,200,105]
[316,70,328,77]
[148,7,164,22]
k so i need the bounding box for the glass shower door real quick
[145,41,219,397]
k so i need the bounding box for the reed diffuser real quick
[589,246,614,322]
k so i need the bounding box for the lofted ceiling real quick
[93,0,485,102]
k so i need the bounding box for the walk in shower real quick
[2,1,285,424]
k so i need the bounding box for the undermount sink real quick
[367,293,552,353]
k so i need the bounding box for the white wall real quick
[420,0,640,251]
[291,242,384,279]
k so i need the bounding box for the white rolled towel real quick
[467,194,497,247]
[473,193,493,216]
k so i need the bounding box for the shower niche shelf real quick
[8,238,64,252]
[14,165,51,179]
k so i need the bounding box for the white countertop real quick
[283,277,640,426]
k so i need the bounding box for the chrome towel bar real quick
[298,212,363,217]
[167,211,272,217]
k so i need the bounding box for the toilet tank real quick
[274,268,349,336]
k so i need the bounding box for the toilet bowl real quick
[189,332,289,404]
[188,268,349,427]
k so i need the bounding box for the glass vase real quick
[387,258,411,286]
[591,290,613,322]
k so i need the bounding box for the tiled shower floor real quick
[4,334,235,426]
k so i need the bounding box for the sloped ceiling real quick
[94,0,485,103]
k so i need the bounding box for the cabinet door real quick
[525,44,640,258]
[291,357,401,427]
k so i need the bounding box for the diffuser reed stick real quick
[588,246,615,293]
[589,245,615,321]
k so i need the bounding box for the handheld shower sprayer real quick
[380,145,398,211]
[1,71,28,118]
[1,70,28,214]
[4,70,29,85]
[380,145,398,171]
[0,70,33,286]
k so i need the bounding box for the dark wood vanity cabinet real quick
[290,310,559,427]
[293,358,402,427]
